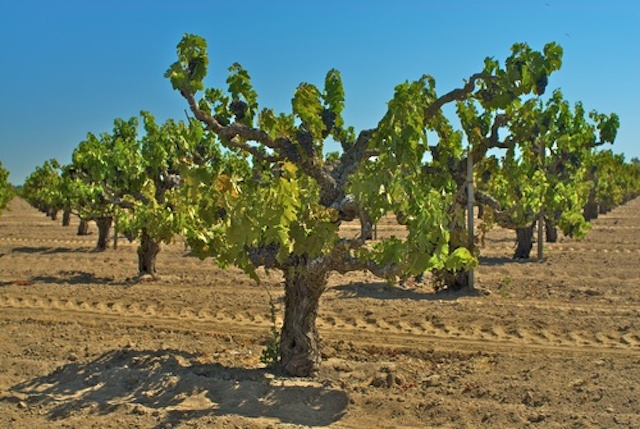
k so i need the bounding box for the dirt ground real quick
[0,197,638,429]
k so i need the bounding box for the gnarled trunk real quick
[62,210,71,227]
[545,219,558,243]
[95,217,112,251]
[137,231,161,276]
[599,203,612,215]
[583,189,599,221]
[584,169,599,221]
[77,219,90,235]
[48,208,58,221]
[434,268,469,291]
[280,264,327,377]
[583,201,599,221]
[514,224,535,259]
[439,213,473,291]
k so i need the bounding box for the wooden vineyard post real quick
[466,152,475,288]
[538,139,544,260]
[113,211,118,250]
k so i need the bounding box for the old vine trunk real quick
[583,186,599,221]
[62,210,71,227]
[77,219,89,236]
[435,267,469,291]
[440,214,472,291]
[137,231,160,276]
[95,217,112,251]
[48,208,58,221]
[279,264,327,377]
[545,220,558,243]
[514,224,535,259]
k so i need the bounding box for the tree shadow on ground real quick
[4,349,348,428]
[332,281,483,301]
[29,270,115,285]
[0,271,123,287]
[478,256,536,266]
[11,246,89,254]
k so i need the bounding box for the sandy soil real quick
[0,197,638,428]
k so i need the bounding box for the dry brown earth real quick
[0,197,638,428]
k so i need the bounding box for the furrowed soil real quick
[0,197,638,428]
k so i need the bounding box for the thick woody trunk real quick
[137,231,160,276]
[514,224,535,259]
[438,213,472,291]
[62,210,71,227]
[95,217,112,251]
[48,208,58,221]
[545,219,558,243]
[77,219,90,236]
[434,268,469,291]
[583,188,599,221]
[584,169,599,221]
[599,203,612,215]
[583,202,599,221]
[279,265,327,377]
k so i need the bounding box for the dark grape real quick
[535,75,548,95]
[229,99,247,121]
[321,109,336,137]
[187,59,198,78]
[295,128,315,158]
[282,141,302,162]
[479,90,493,105]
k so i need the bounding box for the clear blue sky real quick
[1,0,638,185]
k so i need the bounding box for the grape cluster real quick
[217,207,227,220]
[187,59,198,78]
[479,90,493,105]
[192,143,208,165]
[481,169,492,184]
[230,99,247,121]
[282,141,302,163]
[295,128,315,158]
[321,109,336,137]
[535,75,548,96]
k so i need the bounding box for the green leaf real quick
[165,33,209,94]
[227,62,259,125]
[444,247,478,271]
[292,83,325,140]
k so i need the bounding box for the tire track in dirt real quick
[317,312,640,353]
[1,294,638,356]
[458,298,640,314]
[0,236,188,249]
[0,237,136,247]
